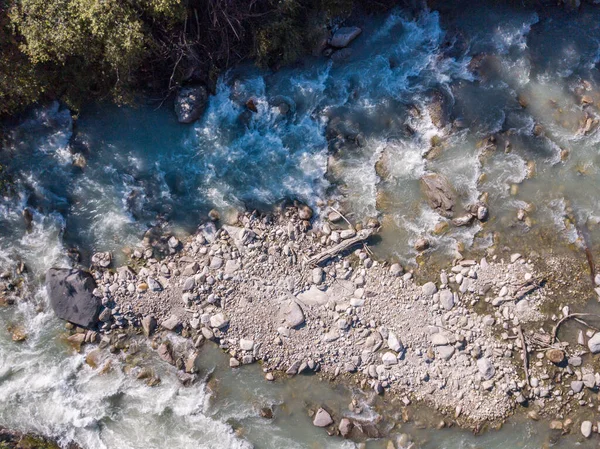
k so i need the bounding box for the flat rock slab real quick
[46,268,100,328]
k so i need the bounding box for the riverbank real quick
[53,203,597,440]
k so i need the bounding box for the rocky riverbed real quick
[39,203,600,441]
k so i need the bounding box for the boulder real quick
[175,85,209,124]
[329,27,362,48]
[46,268,100,328]
[313,408,333,427]
[339,418,353,438]
[420,173,456,218]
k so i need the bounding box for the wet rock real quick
[260,407,274,419]
[328,211,342,222]
[46,268,100,328]
[175,85,208,124]
[22,208,33,232]
[91,252,112,268]
[339,418,353,438]
[426,90,451,128]
[546,349,565,364]
[246,98,258,113]
[414,238,430,252]
[420,173,456,218]
[185,352,199,373]
[157,342,174,365]
[298,204,313,220]
[329,27,362,48]
[452,214,475,227]
[313,408,333,427]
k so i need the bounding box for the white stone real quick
[588,332,600,353]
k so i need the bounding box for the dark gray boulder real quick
[46,268,100,328]
[174,85,208,124]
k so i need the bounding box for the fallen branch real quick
[516,325,530,388]
[512,277,544,301]
[306,228,375,266]
[552,313,600,344]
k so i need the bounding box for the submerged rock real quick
[175,85,209,124]
[46,268,100,328]
[329,27,362,48]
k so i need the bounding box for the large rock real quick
[588,332,600,353]
[46,268,100,328]
[313,408,333,427]
[329,27,362,48]
[175,85,209,124]
[420,173,456,218]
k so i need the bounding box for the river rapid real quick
[2,1,600,448]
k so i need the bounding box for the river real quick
[1,1,600,447]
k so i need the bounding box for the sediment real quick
[79,203,600,435]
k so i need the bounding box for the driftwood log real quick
[306,228,375,266]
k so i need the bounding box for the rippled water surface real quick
[2,1,600,447]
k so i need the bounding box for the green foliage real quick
[1,0,186,116]
[0,0,396,117]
